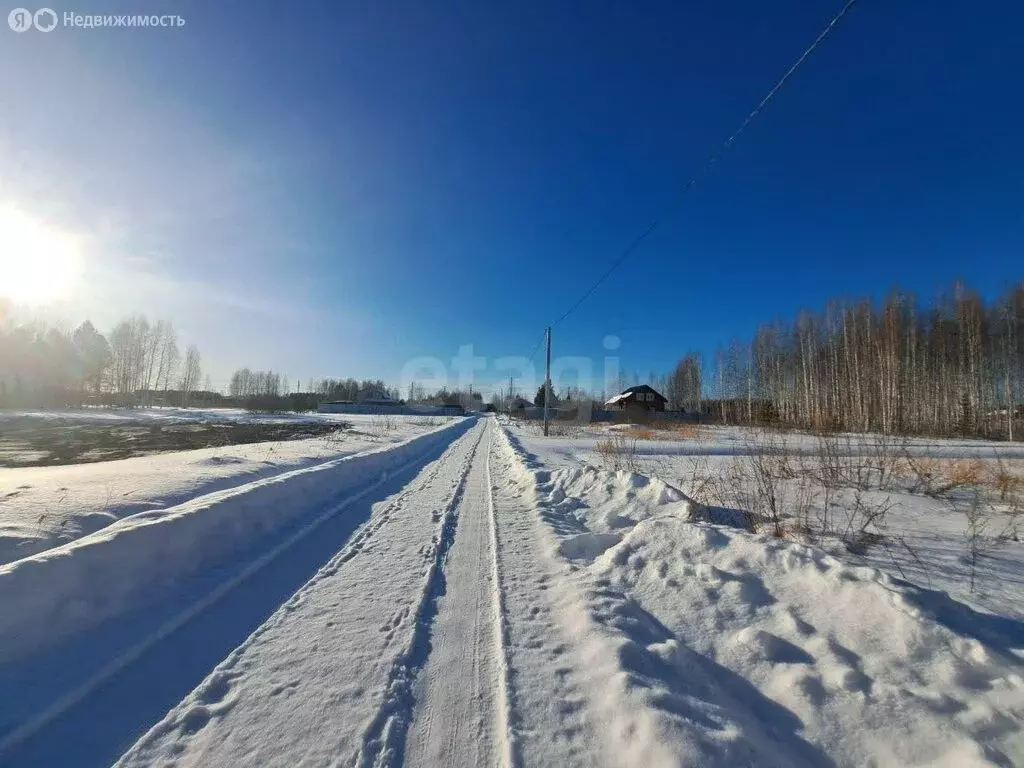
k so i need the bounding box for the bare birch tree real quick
[178,345,202,406]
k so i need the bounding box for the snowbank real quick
[0,417,472,666]
[508,422,1024,620]
[595,519,1024,766]
[0,413,455,565]
[498,424,1024,766]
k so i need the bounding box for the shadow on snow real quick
[0,431,467,768]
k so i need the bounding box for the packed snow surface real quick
[0,416,1020,766]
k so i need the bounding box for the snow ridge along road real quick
[0,418,476,766]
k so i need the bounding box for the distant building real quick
[605,384,668,413]
[509,397,531,416]
[360,398,401,407]
[317,400,465,416]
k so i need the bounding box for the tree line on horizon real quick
[4,280,1021,438]
[0,301,488,413]
[0,311,205,409]
[659,281,1023,439]
[226,370,403,412]
[226,369,486,412]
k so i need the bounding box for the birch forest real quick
[703,282,1024,439]
[0,310,204,408]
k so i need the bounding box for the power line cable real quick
[526,329,547,364]
[545,0,860,332]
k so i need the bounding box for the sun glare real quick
[0,206,83,305]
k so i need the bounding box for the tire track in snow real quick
[180,428,465,669]
[402,422,518,768]
[484,426,518,768]
[355,424,488,768]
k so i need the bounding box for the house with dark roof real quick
[604,384,668,413]
[509,396,532,416]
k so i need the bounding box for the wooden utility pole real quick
[543,327,552,436]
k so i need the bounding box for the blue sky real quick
[1,0,1021,395]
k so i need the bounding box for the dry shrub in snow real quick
[838,490,896,554]
[962,492,992,594]
[901,453,943,496]
[864,432,907,490]
[673,423,704,440]
[410,416,446,428]
[631,424,1022,601]
[675,453,715,506]
[595,434,640,474]
[1003,496,1023,543]
[616,422,704,442]
[547,423,583,438]
[520,420,582,439]
[661,426,1022,604]
[687,430,797,537]
[901,454,1022,593]
[901,454,987,498]
[743,448,791,538]
[987,455,1021,501]
[813,431,906,491]
[946,458,985,490]
[944,486,1021,593]
[688,430,897,548]
[368,415,397,438]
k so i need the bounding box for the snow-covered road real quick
[1,417,1021,766]
[111,418,619,767]
[406,425,510,768]
[119,419,492,766]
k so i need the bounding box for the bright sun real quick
[0,206,83,305]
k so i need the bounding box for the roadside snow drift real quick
[0,412,451,565]
[0,418,472,665]
[594,520,1024,766]
[500,427,1024,767]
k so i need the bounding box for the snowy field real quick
[0,416,1020,766]
[0,406,355,425]
[0,412,460,564]
[0,406,365,469]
